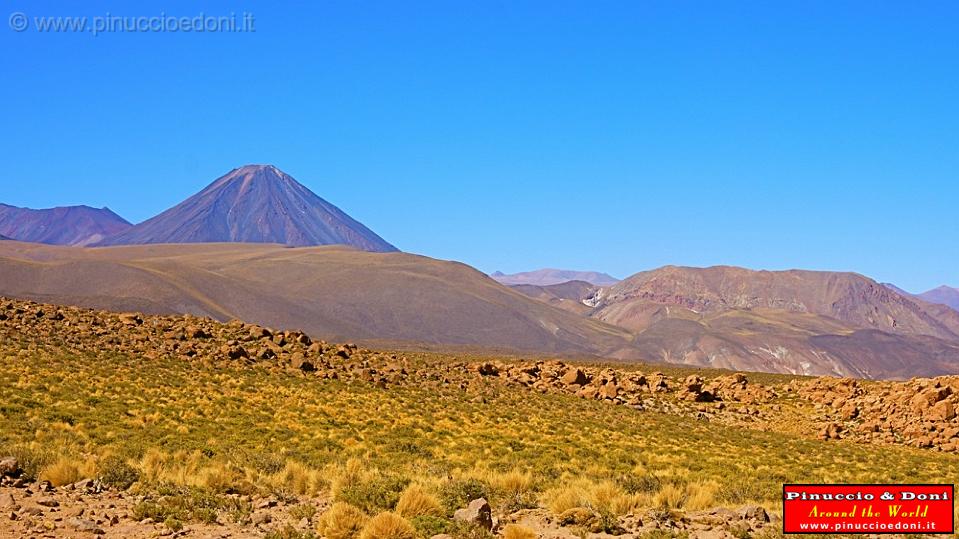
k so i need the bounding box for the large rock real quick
[929,400,956,421]
[118,312,143,326]
[684,375,704,394]
[453,498,492,530]
[561,368,588,386]
[0,457,19,477]
[0,492,17,510]
[68,518,105,534]
[738,505,769,522]
[600,381,619,400]
[290,353,316,372]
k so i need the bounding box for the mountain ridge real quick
[96,165,397,252]
[572,265,959,377]
[491,268,619,286]
[918,285,959,311]
[1,241,958,378]
[0,203,131,246]
[589,265,959,340]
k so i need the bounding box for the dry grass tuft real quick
[684,480,720,511]
[395,484,441,518]
[316,502,369,539]
[39,455,97,487]
[267,460,326,496]
[503,523,538,539]
[358,511,416,539]
[653,482,687,510]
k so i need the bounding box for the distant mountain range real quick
[576,266,959,378]
[491,268,619,286]
[917,286,959,311]
[96,165,397,251]
[1,165,958,379]
[1,237,958,378]
[0,203,131,246]
[883,282,959,319]
[1,165,396,252]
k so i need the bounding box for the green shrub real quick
[619,472,661,494]
[132,486,250,524]
[409,514,451,537]
[98,453,139,490]
[337,475,410,514]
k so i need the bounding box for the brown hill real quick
[510,280,598,315]
[0,241,635,358]
[583,266,959,378]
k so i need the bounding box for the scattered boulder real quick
[118,313,143,326]
[453,498,492,530]
[738,505,769,522]
[600,381,619,400]
[68,518,106,534]
[0,457,19,477]
[476,363,499,376]
[684,375,704,394]
[560,368,588,386]
[819,422,843,440]
[0,492,17,510]
[929,400,956,421]
[36,497,59,507]
[290,353,316,372]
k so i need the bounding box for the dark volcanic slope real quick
[0,241,636,358]
[0,204,131,246]
[97,165,397,252]
[919,286,959,311]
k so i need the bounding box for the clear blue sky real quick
[1,1,956,292]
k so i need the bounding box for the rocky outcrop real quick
[797,376,959,451]
[3,296,959,456]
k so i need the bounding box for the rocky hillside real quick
[2,297,958,454]
[509,280,598,315]
[581,265,959,378]
[0,204,131,246]
[2,297,958,538]
[96,165,397,252]
[590,265,959,339]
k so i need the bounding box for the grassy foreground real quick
[2,340,958,537]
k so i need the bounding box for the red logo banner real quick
[783,484,954,534]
